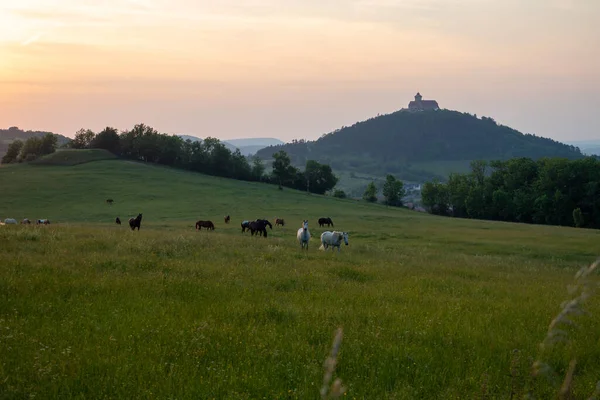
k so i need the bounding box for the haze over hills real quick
[566,140,600,156]
[256,109,584,183]
[176,135,284,156]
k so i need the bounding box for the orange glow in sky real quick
[1,0,599,141]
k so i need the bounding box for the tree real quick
[421,180,450,215]
[272,150,295,188]
[382,174,406,206]
[363,181,378,202]
[573,208,584,228]
[304,160,339,195]
[18,136,43,162]
[70,129,95,149]
[91,127,120,154]
[39,133,57,156]
[1,140,23,164]
[251,155,265,181]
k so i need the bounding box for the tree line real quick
[1,133,58,163]
[1,124,339,195]
[421,157,600,229]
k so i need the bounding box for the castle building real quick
[408,92,439,111]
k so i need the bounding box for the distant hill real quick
[0,127,71,159]
[176,134,238,153]
[176,135,284,156]
[566,140,600,156]
[225,138,284,147]
[255,109,584,182]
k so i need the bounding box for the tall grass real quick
[0,160,599,398]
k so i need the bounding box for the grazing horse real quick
[115,217,121,225]
[36,219,50,225]
[275,218,285,227]
[129,214,142,231]
[241,220,251,233]
[248,220,269,237]
[319,231,349,252]
[296,220,310,250]
[196,220,215,230]
[21,218,31,224]
[249,219,272,237]
[256,219,273,230]
[4,218,17,225]
[318,217,334,228]
[224,215,231,224]
[106,199,114,205]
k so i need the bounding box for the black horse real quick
[248,220,270,237]
[115,217,121,225]
[256,219,273,230]
[129,213,142,231]
[318,217,334,227]
[196,220,215,230]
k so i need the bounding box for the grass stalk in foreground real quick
[527,258,600,399]
[320,327,345,399]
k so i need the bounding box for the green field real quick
[1,158,600,399]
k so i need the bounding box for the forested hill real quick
[1,127,70,158]
[256,110,583,181]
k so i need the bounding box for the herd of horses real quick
[3,206,348,252]
[110,212,349,251]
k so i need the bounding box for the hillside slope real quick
[256,110,583,182]
[0,159,402,227]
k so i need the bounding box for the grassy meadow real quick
[1,158,600,399]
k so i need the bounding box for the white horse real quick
[297,220,310,250]
[4,218,17,225]
[319,231,349,252]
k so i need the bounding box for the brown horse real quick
[106,199,114,205]
[36,219,50,225]
[115,217,121,225]
[129,214,142,231]
[275,218,285,226]
[196,220,215,230]
[224,215,230,224]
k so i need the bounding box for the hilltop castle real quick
[407,92,439,111]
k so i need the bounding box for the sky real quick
[0,0,598,142]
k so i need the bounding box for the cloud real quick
[20,33,43,46]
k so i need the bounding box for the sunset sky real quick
[0,0,598,142]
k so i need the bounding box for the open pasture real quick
[1,159,600,399]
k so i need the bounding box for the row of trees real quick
[4,124,339,195]
[421,157,600,228]
[362,175,406,206]
[1,134,58,164]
